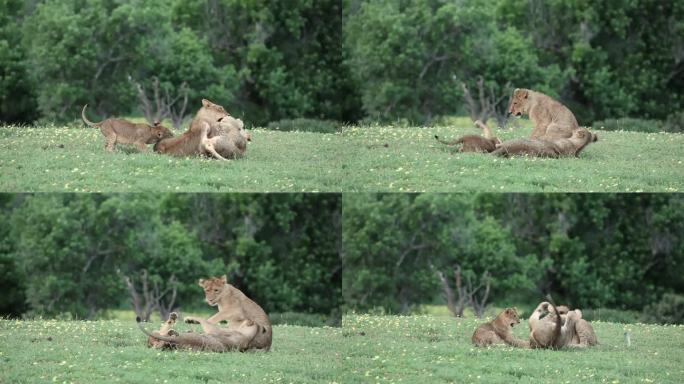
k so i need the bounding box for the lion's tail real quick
[81,104,103,128]
[434,135,463,146]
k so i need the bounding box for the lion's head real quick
[148,122,174,144]
[198,99,230,123]
[198,275,228,306]
[507,88,530,118]
[501,307,521,327]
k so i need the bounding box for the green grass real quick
[1,118,682,192]
[342,314,684,384]
[0,318,345,384]
[340,118,684,192]
[0,125,342,192]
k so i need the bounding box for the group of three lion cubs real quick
[472,302,599,349]
[436,88,599,158]
[82,99,251,161]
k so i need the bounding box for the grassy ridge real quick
[0,319,344,384]
[0,125,343,192]
[341,118,684,192]
[342,314,684,384]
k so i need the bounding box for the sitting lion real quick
[81,104,173,152]
[507,88,582,140]
[140,275,271,352]
[199,116,251,161]
[471,307,528,348]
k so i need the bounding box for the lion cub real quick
[507,88,580,140]
[472,307,528,348]
[491,128,596,158]
[139,275,271,352]
[527,301,582,349]
[435,120,502,153]
[199,116,251,161]
[81,104,173,152]
[556,305,599,347]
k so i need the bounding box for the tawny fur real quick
[82,104,173,152]
[138,312,257,352]
[198,275,272,351]
[199,116,251,161]
[556,306,599,347]
[528,302,580,349]
[491,128,596,158]
[154,99,230,156]
[471,308,528,348]
[507,88,580,140]
[435,120,502,153]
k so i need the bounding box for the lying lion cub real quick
[199,116,251,161]
[491,128,596,158]
[471,307,528,348]
[140,275,272,352]
[81,105,173,152]
[434,120,502,153]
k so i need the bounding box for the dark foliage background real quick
[0,193,341,323]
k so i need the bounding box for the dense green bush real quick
[343,194,684,314]
[0,194,341,320]
[664,112,684,133]
[641,294,684,325]
[266,118,342,134]
[581,308,642,324]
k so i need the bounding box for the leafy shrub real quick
[664,111,684,133]
[266,118,341,134]
[641,293,684,325]
[592,118,664,133]
[580,308,642,324]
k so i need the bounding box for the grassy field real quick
[0,125,342,192]
[340,118,684,192]
[0,318,344,384]
[342,314,684,384]
[1,118,682,192]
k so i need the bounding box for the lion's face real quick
[198,275,228,306]
[200,99,230,123]
[149,123,174,143]
[503,308,521,327]
[507,89,529,118]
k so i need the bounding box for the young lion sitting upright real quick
[139,275,272,352]
[471,307,528,348]
[507,88,581,140]
[81,104,173,152]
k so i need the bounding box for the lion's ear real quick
[515,89,529,99]
[220,275,227,284]
[198,279,205,286]
[202,99,211,107]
